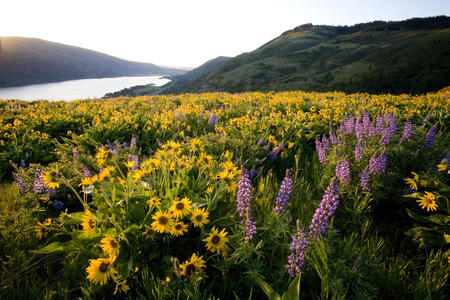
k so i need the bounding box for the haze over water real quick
[0,76,170,101]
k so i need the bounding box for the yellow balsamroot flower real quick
[411,171,419,182]
[169,222,188,237]
[114,280,130,295]
[42,218,52,226]
[86,256,118,285]
[100,236,120,257]
[42,170,59,189]
[191,207,209,228]
[404,177,418,191]
[437,162,448,172]
[124,160,135,169]
[98,165,115,181]
[95,146,110,166]
[81,210,97,236]
[169,197,192,219]
[79,177,94,187]
[148,197,161,209]
[151,210,174,233]
[180,253,206,277]
[417,191,438,212]
[203,227,228,254]
[310,106,317,112]
[206,186,214,194]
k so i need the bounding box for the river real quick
[0,75,170,101]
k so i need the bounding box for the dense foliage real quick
[0,90,449,299]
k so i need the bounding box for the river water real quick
[0,76,170,101]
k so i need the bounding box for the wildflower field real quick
[0,91,449,299]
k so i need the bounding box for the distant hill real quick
[181,16,450,95]
[104,56,230,97]
[0,37,186,87]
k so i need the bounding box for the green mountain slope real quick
[184,16,450,94]
[0,37,186,87]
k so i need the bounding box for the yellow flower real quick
[411,171,419,182]
[169,197,192,219]
[206,186,214,194]
[147,197,161,209]
[42,218,52,226]
[417,191,438,212]
[180,253,206,277]
[169,222,188,237]
[81,210,97,237]
[404,177,418,191]
[437,163,447,172]
[79,177,94,187]
[98,166,115,181]
[86,256,118,285]
[203,227,228,254]
[95,146,110,166]
[100,236,120,257]
[114,280,130,295]
[310,106,317,112]
[124,160,135,169]
[42,170,59,189]
[191,207,209,228]
[151,210,174,233]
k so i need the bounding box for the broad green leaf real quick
[33,241,80,254]
[281,274,301,300]
[250,273,280,300]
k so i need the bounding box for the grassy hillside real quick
[0,37,186,87]
[183,16,450,94]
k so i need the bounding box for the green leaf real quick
[281,274,301,300]
[406,208,446,225]
[249,273,280,300]
[33,241,80,254]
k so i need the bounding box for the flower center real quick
[158,216,168,225]
[99,262,109,273]
[88,219,95,229]
[211,235,220,244]
[176,202,184,210]
[175,224,182,230]
[186,263,196,276]
[110,239,118,248]
[195,215,203,222]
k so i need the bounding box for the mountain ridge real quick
[0,36,186,87]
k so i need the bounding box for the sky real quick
[1,0,449,68]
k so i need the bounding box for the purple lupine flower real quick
[376,112,384,133]
[369,153,387,174]
[123,142,128,148]
[343,114,355,133]
[200,108,204,118]
[387,114,397,135]
[243,215,257,242]
[363,110,371,132]
[354,143,364,161]
[309,178,340,240]
[257,137,265,145]
[425,122,438,148]
[335,158,350,185]
[174,109,179,120]
[285,221,307,277]
[82,166,92,178]
[13,173,27,194]
[321,135,331,151]
[263,143,271,151]
[71,147,80,159]
[236,168,257,241]
[157,139,164,148]
[355,118,365,143]
[268,142,284,162]
[20,159,26,168]
[329,127,339,145]
[274,170,293,215]
[236,168,252,218]
[182,109,186,119]
[107,142,114,151]
[379,126,392,146]
[33,169,45,193]
[249,167,257,179]
[368,120,378,137]
[25,152,32,159]
[400,119,414,142]
[360,167,370,191]
[207,112,216,125]
[130,136,137,148]
[315,137,327,166]
[53,200,64,211]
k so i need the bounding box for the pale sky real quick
[1,0,449,68]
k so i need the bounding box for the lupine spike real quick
[285,220,307,277]
[274,170,293,215]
